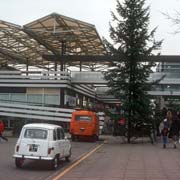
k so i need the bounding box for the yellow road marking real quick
[51,143,104,180]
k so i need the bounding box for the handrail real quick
[0,70,71,81]
[1,70,180,84]
[0,102,74,112]
[0,102,75,122]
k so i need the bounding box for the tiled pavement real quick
[60,136,180,180]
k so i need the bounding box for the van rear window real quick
[24,129,47,139]
[75,115,92,121]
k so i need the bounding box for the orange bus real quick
[70,110,99,141]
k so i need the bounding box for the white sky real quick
[0,0,180,55]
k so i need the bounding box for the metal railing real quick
[0,93,60,106]
[0,102,74,122]
[0,70,71,84]
[0,70,180,85]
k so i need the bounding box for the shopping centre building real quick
[0,13,179,130]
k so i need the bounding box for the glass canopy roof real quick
[0,13,107,70]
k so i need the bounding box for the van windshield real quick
[24,129,47,139]
[75,115,92,121]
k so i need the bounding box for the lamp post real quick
[94,87,97,111]
[167,85,174,108]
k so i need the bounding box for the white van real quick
[13,123,71,170]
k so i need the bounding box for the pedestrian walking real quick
[159,110,172,148]
[0,120,8,142]
[169,111,180,148]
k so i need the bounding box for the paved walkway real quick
[107,136,180,179]
[60,135,180,180]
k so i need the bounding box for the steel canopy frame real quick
[0,13,108,71]
[23,13,107,70]
[0,13,180,72]
[23,13,107,55]
[0,20,50,69]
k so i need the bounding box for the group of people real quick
[0,120,8,142]
[159,110,180,148]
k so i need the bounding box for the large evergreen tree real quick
[103,0,162,143]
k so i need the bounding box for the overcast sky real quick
[0,0,180,55]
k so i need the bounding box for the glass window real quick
[57,128,65,139]
[57,128,61,140]
[60,129,65,139]
[24,129,47,139]
[75,115,92,121]
[53,130,57,141]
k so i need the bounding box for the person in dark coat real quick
[169,111,180,148]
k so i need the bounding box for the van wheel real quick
[50,155,59,170]
[15,158,24,168]
[92,135,97,142]
[65,148,71,162]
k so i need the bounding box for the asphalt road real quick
[0,137,102,180]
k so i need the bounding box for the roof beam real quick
[23,28,59,55]
[42,55,180,63]
[0,47,26,63]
